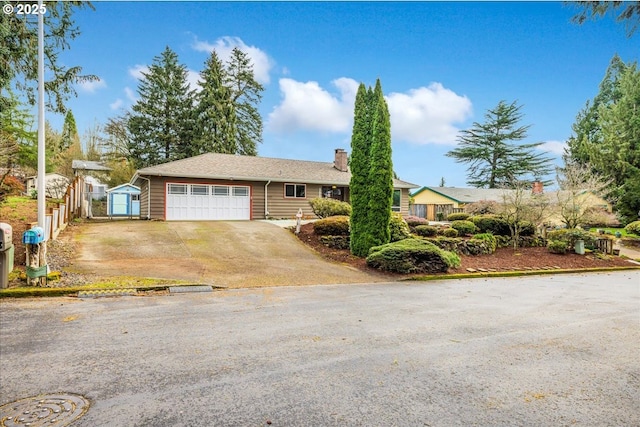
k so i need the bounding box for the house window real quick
[132,194,140,201]
[285,183,306,198]
[191,185,209,196]
[213,186,229,196]
[168,184,187,195]
[232,187,249,197]
[392,189,401,212]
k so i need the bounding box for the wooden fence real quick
[25,175,88,241]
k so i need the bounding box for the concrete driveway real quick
[68,220,381,287]
[1,272,638,425]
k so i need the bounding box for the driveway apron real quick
[69,220,381,287]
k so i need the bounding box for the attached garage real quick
[165,183,251,221]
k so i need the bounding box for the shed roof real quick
[133,152,418,189]
[72,160,112,172]
[106,183,141,193]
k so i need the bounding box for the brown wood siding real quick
[145,176,267,220]
[266,183,324,218]
[139,179,150,218]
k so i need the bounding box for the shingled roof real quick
[412,186,518,203]
[134,152,418,189]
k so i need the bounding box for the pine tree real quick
[195,51,237,154]
[349,83,373,257]
[127,46,194,168]
[60,110,79,152]
[226,48,263,155]
[366,80,394,248]
[446,100,553,188]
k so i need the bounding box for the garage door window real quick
[191,185,209,196]
[168,184,187,195]
[285,183,306,198]
[233,187,249,197]
[213,186,229,196]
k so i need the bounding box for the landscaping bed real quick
[293,223,635,276]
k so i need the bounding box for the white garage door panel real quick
[166,184,250,221]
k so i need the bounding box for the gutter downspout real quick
[264,180,271,218]
[137,175,151,220]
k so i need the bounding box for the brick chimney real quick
[334,148,348,172]
[532,181,544,194]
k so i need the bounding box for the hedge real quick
[447,212,470,221]
[366,238,460,274]
[548,240,568,254]
[546,228,597,248]
[313,215,350,236]
[469,215,511,236]
[425,236,496,255]
[442,228,459,237]
[320,235,350,249]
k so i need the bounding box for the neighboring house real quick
[411,185,613,221]
[84,175,108,200]
[106,184,141,218]
[130,148,418,221]
[25,173,70,199]
[71,160,112,176]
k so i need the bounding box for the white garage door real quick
[166,183,250,221]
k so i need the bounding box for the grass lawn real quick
[589,227,635,237]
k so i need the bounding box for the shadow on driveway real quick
[68,220,383,287]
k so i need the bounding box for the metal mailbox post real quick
[0,223,14,289]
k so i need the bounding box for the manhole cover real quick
[0,393,89,426]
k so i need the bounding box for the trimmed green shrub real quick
[625,221,640,236]
[414,225,438,237]
[470,215,511,236]
[451,220,477,236]
[309,197,352,219]
[320,235,350,249]
[366,238,460,274]
[447,212,470,221]
[471,233,497,252]
[389,212,411,242]
[517,220,536,237]
[404,216,429,227]
[426,235,496,255]
[546,228,597,248]
[442,228,459,237]
[548,240,568,254]
[426,237,463,253]
[313,215,350,236]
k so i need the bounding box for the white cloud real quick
[186,69,201,92]
[110,99,124,110]
[79,78,106,93]
[386,83,472,145]
[267,77,359,134]
[124,87,137,103]
[191,36,273,84]
[128,64,149,80]
[538,140,567,155]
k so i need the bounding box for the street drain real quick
[0,393,89,426]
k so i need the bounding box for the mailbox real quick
[0,223,12,251]
[22,226,45,244]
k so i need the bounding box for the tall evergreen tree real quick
[2,1,97,113]
[128,46,194,168]
[349,83,373,257]
[446,100,553,188]
[60,110,79,152]
[566,55,640,224]
[195,51,237,154]
[225,48,264,155]
[366,80,394,248]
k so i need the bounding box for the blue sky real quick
[42,1,638,188]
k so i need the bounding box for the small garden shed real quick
[106,184,141,218]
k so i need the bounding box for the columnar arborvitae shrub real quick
[350,80,393,256]
[366,80,394,248]
[349,83,374,257]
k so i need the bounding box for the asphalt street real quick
[1,272,639,426]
